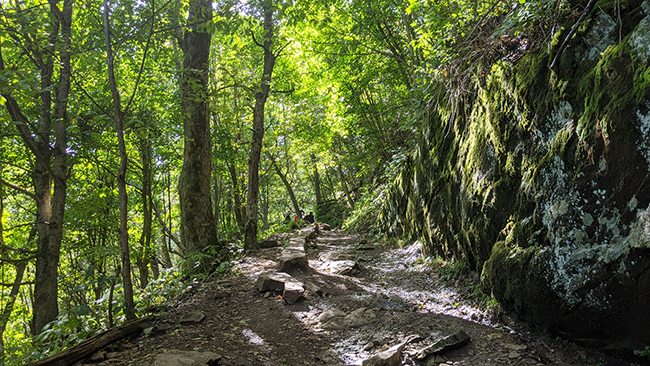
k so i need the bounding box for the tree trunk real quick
[0,214,34,361]
[244,1,277,250]
[260,177,269,231]
[213,171,221,234]
[137,136,153,289]
[104,0,135,320]
[227,163,244,229]
[178,0,220,268]
[24,316,155,366]
[338,165,355,209]
[0,0,73,335]
[311,154,323,204]
[269,156,302,222]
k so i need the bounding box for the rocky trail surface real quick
[73,225,641,366]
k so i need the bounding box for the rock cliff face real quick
[380,1,650,349]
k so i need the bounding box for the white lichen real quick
[629,15,650,64]
[544,101,573,144]
[628,196,638,212]
[637,102,650,170]
[581,11,616,63]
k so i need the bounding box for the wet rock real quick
[278,250,308,271]
[179,311,205,324]
[154,350,221,366]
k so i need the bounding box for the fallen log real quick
[25,315,156,366]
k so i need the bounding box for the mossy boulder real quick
[382,2,650,348]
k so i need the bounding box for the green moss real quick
[577,42,635,141]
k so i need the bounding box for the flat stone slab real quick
[258,239,281,248]
[318,307,375,330]
[154,350,221,366]
[412,330,470,360]
[318,250,355,262]
[362,343,405,366]
[319,259,360,275]
[278,250,309,271]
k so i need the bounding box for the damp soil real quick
[75,228,643,366]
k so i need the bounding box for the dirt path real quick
[76,226,640,366]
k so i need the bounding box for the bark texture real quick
[244,1,277,249]
[178,0,220,266]
[0,0,72,335]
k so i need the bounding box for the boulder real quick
[320,223,332,231]
[154,350,221,366]
[379,7,650,347]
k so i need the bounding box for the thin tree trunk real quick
[0,0,73,335]
[227,163,244,229]
[311,154,323,205]
[0,211,35,361]
[0,261,27,361]
[178,0,220,267]
[104,0,135,320]
[269,156,301,222]
[260,177,269,230]
[152,201,184,253]
[244,1,277,249]
[213,171,221,234]
[338,165,355,209]
[137,136,153,289]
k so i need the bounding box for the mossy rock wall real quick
[381,2,650,347]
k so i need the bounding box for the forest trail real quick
[74,225,637,366]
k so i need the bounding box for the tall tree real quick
[0,0,73,335]
[244,0,278,249]
[178,0,220,266]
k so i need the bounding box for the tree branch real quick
[0,176,37,200]
[123,0,157,116]
[550,0,596,70]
